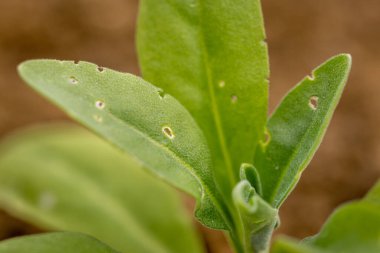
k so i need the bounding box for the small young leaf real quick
[272,180,380,253]
[18,60,230,230]
[0,232,120,253]
[255,54,352,207]
[233,180,278,253]
[0,125,205,253]
[138,0,269,195]
[240,163,263,196]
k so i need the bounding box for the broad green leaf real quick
[272,181,380,253]
[18,60,230,230]
[0,125,205,253]
[255,54,352,207]
[232,167,278,253]
[137,0,269,195]
[0,232,119,253]
[304,180,380,252]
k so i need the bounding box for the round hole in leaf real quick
[162,126,175,139]
[309,96,319,110]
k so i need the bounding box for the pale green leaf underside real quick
[0,232,119,253]
[137,0,269,194]
[255,54,352,207]
[0,125,205,253]
[272,180,380,253]
[17,60,229,230]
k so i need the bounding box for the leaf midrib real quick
[196,1,236,189]
[194,2,242,250]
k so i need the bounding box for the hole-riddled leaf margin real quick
[255,54,352,208]
[17,60,232,231]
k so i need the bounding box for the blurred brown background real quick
[0,0,379,252]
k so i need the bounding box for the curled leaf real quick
[233,178,278,253]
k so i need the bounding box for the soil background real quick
[0,1,379,252]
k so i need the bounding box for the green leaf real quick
[18,60,230,230]
[255,54,352,207]
[233,168,278,253]
[0,232,120,253]
[272,181,380,253]
[0,125,205,253]
[271,238,321,253]
[137,0,269,195]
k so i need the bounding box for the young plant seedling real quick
[0,0,379,253]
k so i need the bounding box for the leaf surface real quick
[255,54,352,207]
[0,232,119,253]
[0,125,205,253]
[18,60,229,230]
[272,181,380,253]
[137,0,269,194]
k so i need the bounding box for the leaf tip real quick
[330,53,352,71]
[17,59,56,80]
[338,53,352,66]
[17,60,34,76]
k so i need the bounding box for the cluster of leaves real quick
[0,0,378,252]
